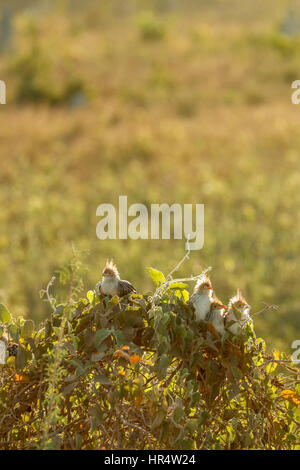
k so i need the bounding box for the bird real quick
[7,342,18,357]
[224,289,251,335]
[0,336,18,364]
[0,335,7,364]
[189,274,214,322]
[207,298,226,336]
[96,260,136,297]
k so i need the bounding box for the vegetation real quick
[0,1,300,352]
[0,3,300,451]
[0,258,299,450]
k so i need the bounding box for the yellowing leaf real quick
[87,290,95,304]
[15,373,29,383]
[175,289,189,303]
[169,282,188,289]
[144,360,153,365]
[113,349,123,358]
[129,354,141,365]
[20,319,34,339]
[6,356,15,367]
[281,389,300,405]
[0,304,12,323]
[273,350,280,361]
[135,392,143,407]
[146,267,165,286]
[266,361,278,374]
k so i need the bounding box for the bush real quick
[7,18,86,105]
[0,265,299,450]
[137,12,166,42]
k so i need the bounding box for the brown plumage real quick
[193,274,213,293]
[207,297,226,336]
[189,275,214,322]
[224,289,252,335]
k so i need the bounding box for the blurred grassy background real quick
[0,0,300,351]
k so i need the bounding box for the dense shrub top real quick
[0,266,299,450]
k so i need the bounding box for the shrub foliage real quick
[0,267,299,450]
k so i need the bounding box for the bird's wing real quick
[187,293,196,306]
[95,282,102,295]
[206,310,213,322]
[118,279,136,296]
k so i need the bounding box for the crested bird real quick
[225,289,251,335]
[207,298,226,336]
[96,260,136,297]
[189,274,214,322]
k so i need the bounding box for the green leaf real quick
[231,366,243,380]
[53,326,61,338]
[89,404,103,425]
[187,418,200,433]
[8,324,19,342]
[70,359,86,376]
[16,344,27,370]
[146,267,165,286]
[91,351,105,362]
[157,341,169,356]
[173,406,184,423]
[20,320,35,339]
[55,305,65,315]
[151,409,166,430]
[0,304,11,324]
[199,410,210,426]
[228,383,241,400]
[94,374,112,386]
[94,329,111,348]
[181,438,196,450]
[156,354,171,380]
[112,329,125,347]
[63,382,78,396]
[75,434,82,450]
[190,391,201,407]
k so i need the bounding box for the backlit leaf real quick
[146,267,165,286]
[20,320,34,339]
[0,304,11,324]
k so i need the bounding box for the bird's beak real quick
[222,305,227,309]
